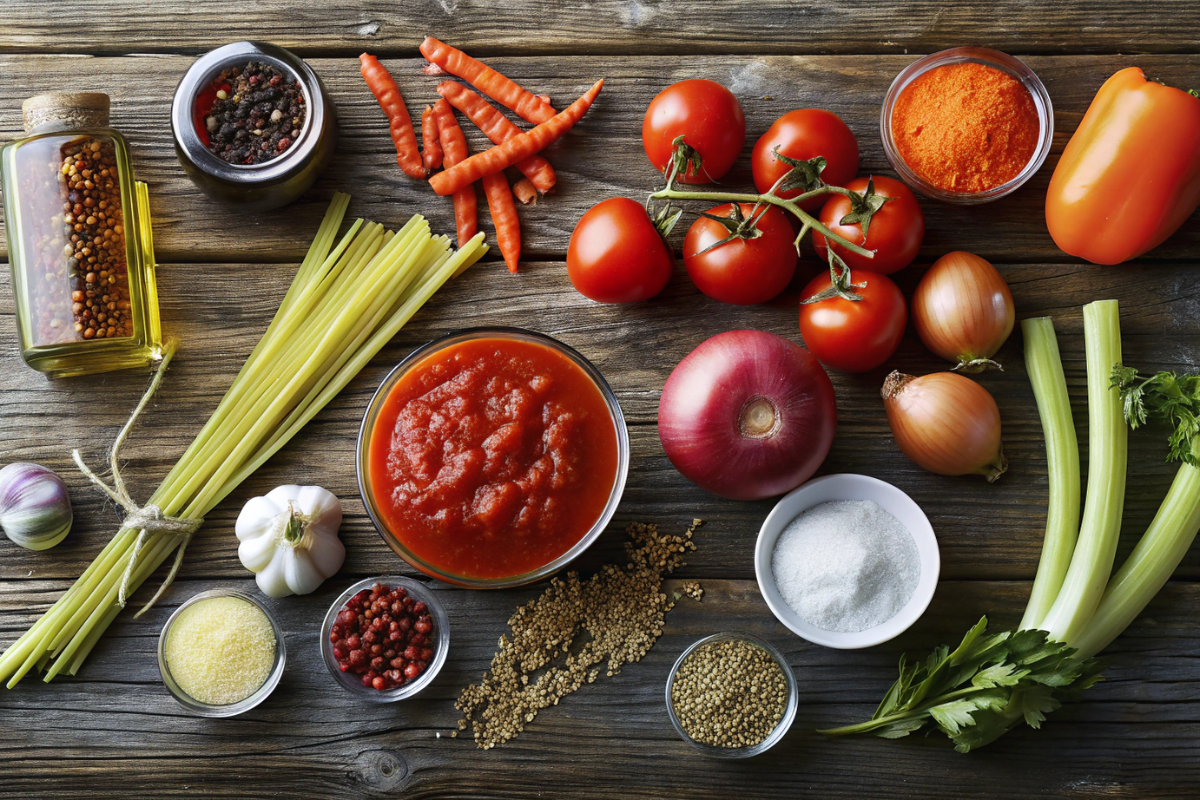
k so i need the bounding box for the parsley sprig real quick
[1112,366,1200,466]
[818,618,1103,752]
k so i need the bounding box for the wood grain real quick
[4,10,1200,797]
[3,54,1200,264]
[3,1,1200,57]
[2,576,1200,799]
[0,257,1197,586]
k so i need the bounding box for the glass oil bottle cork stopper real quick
[2,91,163,378]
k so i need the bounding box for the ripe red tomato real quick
[798,269,907,373]
[752,109,859,209]
[683,203,797,305]
[567,198,674,303]
[642,79,745,184]
[812,176,924,275]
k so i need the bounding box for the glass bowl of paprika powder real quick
[880,47,1053,204]
[357,327,630,590]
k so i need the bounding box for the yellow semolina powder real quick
[164,596,276,705]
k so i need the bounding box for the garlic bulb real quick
[235,485,345,598]
[0,463,73,551]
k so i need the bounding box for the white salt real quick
[771,500,920,633]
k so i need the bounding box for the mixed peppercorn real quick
[329,583,436,691]
[60,138,132,341]
[202,61,306,165]
[17,134,132,347]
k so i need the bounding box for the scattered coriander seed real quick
[455,520,703,749]
[670,638,789,749]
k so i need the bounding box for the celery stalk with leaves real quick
[822,299,1200,751]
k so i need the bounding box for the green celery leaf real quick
[930,700,980,736]
[930,691,1009,736]
[820,620,1105,751]
[972,663,1027,688]
[873,718,926,739]
[948,707,1022,753]
[873,656,917,719]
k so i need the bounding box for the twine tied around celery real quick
[71,340,202,617]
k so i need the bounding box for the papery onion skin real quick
[882,371,1007,481]
[912,251,1015,372]
[658,330,837,500]
[0,463,73,550]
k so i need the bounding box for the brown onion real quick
[911,251,1014,372]
[881,371,1007,481]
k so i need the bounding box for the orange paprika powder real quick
[891,62,1039,193]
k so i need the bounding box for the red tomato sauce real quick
[368,337,620,580]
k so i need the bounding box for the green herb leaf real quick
[972,663,1026,688]
[816,617,1103,751]
[1112,365,1200,466]
[930,699,983,735]
[874,718,927,739]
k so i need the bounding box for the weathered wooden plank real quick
[1,577,1199,798]
[3,54,1200,264]
[0,258,1197,585]
[3,1,1200,57]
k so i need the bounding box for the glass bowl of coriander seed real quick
[665,632,798,758]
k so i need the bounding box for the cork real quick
[22,92,110,133]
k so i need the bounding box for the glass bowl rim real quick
[157,587,287,718]
[664,631,799,758]
[356,326,631,589]
[319,575,451,702]
[879,46,1055,204]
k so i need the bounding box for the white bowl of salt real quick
[754,473,939,649]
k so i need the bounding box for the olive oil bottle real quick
[2,92,162,378]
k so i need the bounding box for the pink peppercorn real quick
[331,583,437,691]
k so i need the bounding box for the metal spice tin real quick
[170,41,338,211]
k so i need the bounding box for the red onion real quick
[658,330,837,500]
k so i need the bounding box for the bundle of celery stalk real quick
[0,193,486,686]
[824,299,1200,750]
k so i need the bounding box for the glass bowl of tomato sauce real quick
[357,327,630,589]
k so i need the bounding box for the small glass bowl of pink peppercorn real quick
[320,576,450,703]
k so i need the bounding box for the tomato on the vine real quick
[683,203,797,305]
[812,175,924,275]
[642,79,745,184]
[567,198,674,303]
[752,109,859,209]
[798,267,907,373]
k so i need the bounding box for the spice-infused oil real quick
[2,92,162,378]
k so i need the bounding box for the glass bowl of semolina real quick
[157,588,286,717]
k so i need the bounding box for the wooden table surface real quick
[3,3,1200,798]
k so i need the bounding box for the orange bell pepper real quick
[1045,67,1200,265]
